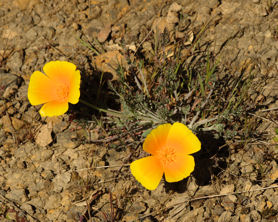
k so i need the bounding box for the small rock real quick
[1,115,14,133]
[86,5,102,19]
[197,185,215,196]
[169,3,182,12]
[187,177,198,195]
[35,124,53,147]
[56,131,79,149]
[214,204,224,216]
[11,117,25,130]
[52,172,71,192]
[228,195,237,203]
[31,149,54,162]
[6,51,23,72]
[5,188,27,202]
[0,73,19,92]
[21,203,34,214]
[44,194,62,210]
[250,210,261,221]
[60,190,72,209]
[27,197,45,209]
[152,17,168,34]
[129,201,147,214]
[240,214,251,222]
[93,50,128,80]
[26,28,38,41]
[220,184,235,195]
[97,24,111,43]
[3,84,18,99]
[218,211,232,222]
[0,103,6,115]
[221,196,235,211]
[122,214,138,221]
[182,207,204,221]
[241,164,254,174]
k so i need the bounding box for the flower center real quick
[56,84,70,102]
[156,146,177,167]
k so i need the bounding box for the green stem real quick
[79,99,122,117]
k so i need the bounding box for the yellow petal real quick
[28,71,58,105]
[143,123,172,155]
[39,101,68,117]
[130,156,163,190]
[164,155,195,183]
[68,70,81,104]
[166,122,201,155]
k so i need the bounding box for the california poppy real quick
[28,61,81,117]
[130,122,201,190]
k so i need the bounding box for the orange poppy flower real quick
[130,122,201,190]
[28,61,81,117]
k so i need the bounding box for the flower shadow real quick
[165,130,229,193]
[70,68,120,119]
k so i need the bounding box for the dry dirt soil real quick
[0,0,278,221]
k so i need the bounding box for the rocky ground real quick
[0,0,278,221]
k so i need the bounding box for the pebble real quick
[218,211,232,222]
[35,124,53,147]
[6,51,23,72]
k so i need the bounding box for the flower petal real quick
[143,123,172,155]
[43,61,76,81]
[28,71,57,105]
[39,101,68,117]
[164,155,195,183]
[68,70,81,104]
[130,156,163,190]
[166,122,201,155]
[43,61,80,104]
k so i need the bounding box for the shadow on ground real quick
[69,68,120,120]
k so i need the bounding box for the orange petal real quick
[130,156,163,190]
[43,61,80,104]
[28,71,58,105]
[39,101,68,117]
[68,70,81,104]
[164,155,195,183]
[166,122,201,155]
[43,61,76,81]
[143,123,172,155]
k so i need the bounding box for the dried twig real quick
[248,112,278,125]
[71,164,130,172]
[259,107,278,112]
